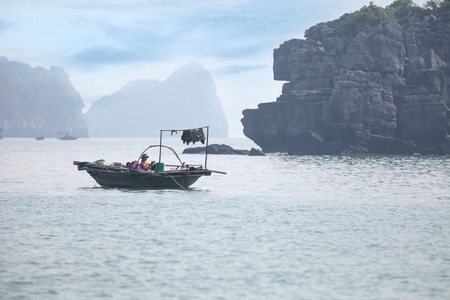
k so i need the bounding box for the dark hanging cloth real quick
[197,128,205,144]
[181,129,200,145]
[181,130,190,144]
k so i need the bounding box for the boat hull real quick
[76,162,211,189]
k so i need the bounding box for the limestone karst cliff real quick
[0,57,88,138]
[242,3,450,155]
[84,62,228,137]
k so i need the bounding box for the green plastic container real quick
[154,162,164,172]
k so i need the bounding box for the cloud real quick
[61,2,295,69]
[69,46,151,67]
[0,18,13,33]
[5,0,394,71]
[215,64,268,76]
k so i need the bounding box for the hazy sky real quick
[0,0,427,136]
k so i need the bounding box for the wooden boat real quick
[74,126,225,189]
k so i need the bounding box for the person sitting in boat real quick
[139,153,155,171]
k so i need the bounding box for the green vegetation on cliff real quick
[338,0,420,33]
[338,0,449,34]
[424,0,450,10]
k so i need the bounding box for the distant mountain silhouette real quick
[84,62,228,137]
[0,57,88,138]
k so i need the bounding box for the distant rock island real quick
[242,1,450,155]
[0,57,88,138]
[84,62,228,137]
[182,144,265,156]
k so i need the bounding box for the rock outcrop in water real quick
[0,57,88,138]
[183,144,250,155]
[242,3,450,155]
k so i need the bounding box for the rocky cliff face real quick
[0,57,88,138]
[84,62,228,137]
[242,7,450,155]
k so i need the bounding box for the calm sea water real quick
[1,137,449,299]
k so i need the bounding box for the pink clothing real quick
[130,161,152,172]
[137,164,148,171]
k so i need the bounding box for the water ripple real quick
[0,138,449,299]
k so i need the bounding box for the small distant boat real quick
[74,126,226,189]
[35,136,44,140]
[59,133,77,140]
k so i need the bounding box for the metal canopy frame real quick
[138,126,210,170]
